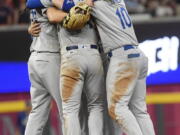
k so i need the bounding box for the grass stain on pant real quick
[108,62,137,121]
[61,67,81,102]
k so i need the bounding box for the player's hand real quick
[28,22,41,37]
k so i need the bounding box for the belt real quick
[108,45,139,58]
[123,45,137,50]
[66,45,98,51]
[31,50,59,53]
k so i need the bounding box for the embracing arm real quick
[47,7,68,23]
[28,22,41,37]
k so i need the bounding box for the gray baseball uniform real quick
[25,9,63,135]
[40,0,53,7]
[58,22,105,135]
[91,0,156,135]
[31,1,94,134]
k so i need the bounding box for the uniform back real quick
[92,0,138,53]
[58,22,98,49]
[30,9,60,52]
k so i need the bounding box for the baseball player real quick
[24,8,63,135]
[26,1,122,135]
[44,0,123,135]
[46,7,105,135]
[26,1,97,135]
[83,0,156,135]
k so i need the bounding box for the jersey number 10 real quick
[116,7,132,29]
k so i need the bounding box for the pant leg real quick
[60,52,85,135]
[39,53,64,135]
[25,54,51,135]
[103,55,123,135]
[42,117,51,135]
[84,52,104,135]
[129,79,155,135]
[129,56,155,135]
[106,54,143,135]
[79,92,89,135]
[103,111,123,135]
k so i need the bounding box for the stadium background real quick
[0,0,180,135]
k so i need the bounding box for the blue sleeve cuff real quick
[62,0,75,12]
[26,0,45,9]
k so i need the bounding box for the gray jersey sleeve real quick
[30,9,48,22]
[40,0,53,7]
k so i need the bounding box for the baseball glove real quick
[63,2,92,30]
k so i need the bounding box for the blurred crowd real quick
[0,0,180,25]
[0,0,29,25]
[125,0,180,17]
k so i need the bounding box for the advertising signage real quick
[134,21,180,85]
[139,36,180,85]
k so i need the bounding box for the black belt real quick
[66,45,98,51]
[108,45,139,58]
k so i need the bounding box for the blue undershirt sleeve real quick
[26,0,45,9]
[62,0,75,12]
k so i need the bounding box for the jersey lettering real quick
[30,9,37,22]
[116,7,132,29]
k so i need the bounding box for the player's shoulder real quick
[94,0,125,6]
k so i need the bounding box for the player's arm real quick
[46,7,68,23]
[28,22,41,37]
